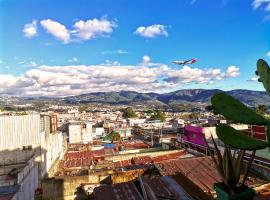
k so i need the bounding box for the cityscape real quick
[1,0,270,200]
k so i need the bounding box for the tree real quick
[205,105,213,111]
[79,105,88,112]
[122,107,137,118]
[151,110,166,122]
[255,104,267,115]
[103,131,121,143]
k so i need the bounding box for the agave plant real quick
[206,59,270,195]
[206,123,269,193]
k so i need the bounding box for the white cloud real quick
[252,0,270,11]
[40,19,70,43]
[225,66,240,77]
[71,18,117,40]
[248,76,259,81]
[142,55,151,66]
[27,61,38,68]
[0,56,240,97]
[23,20,38,38]
[27,18,117,43]
[267,51,270,57]
[101,49,128,55]
[68,57,78,62]
[134,24,168,38]
[165,66,225,84]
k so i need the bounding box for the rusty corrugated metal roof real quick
[94,181,143,200]
[155,156,266,194]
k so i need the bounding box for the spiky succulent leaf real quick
[216,124,270,150]
[234,150,245,184]
[211,92,269,125]
[210,134,224,179]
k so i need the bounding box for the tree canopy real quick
[255,104,267,115]
[122,107,137,118]
[150,110,166,122]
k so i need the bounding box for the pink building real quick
[182,125,207,147]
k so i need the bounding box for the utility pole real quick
[151,126,154,147]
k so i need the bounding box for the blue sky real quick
[0,0,270,96]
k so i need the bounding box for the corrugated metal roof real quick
[141,176,193,200]
[94,181,143,200]
[155,156,266,194]
[94,174,213,200]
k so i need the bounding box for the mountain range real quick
[62,89,270,107]
[1,89,270,107]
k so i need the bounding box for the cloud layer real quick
[0,56,239,97]
[134,24,168,38]
[23,18,117,43]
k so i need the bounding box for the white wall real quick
[40,131,64,177]
[12,157,39,200]
[68,124,82,143]
[204,124,249,144]
[0,114,41,151]
[68,123,93,144]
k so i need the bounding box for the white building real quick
[92,127,104,139]
[128,118,146,126]
[0,153,38,200]
[68,122,93,144]
[0,114,65,200]
[0,114,41,151]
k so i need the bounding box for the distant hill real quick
[63,89,270,107]
[1,89,270,107]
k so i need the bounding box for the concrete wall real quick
[0,149,35,166]
[12,157,39,200]
[0,114,41,150]
[106,149,185,162]
[42,174,110,200]
[40,131,64,178]
[68,123,93,144]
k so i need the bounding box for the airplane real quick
[173,58,197,66]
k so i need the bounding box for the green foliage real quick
[211,92,268,126]
[216,124,269,150]
[150,110,166,122]
[208,135,246,190]
[209,59,270,192]
[256,59,270,96]
[103,131,121,143]
[255,104,268,115]
[205,105,213,111]
[122,107,137,118]
[78,105,88,112]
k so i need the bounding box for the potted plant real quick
[206,59,270,200]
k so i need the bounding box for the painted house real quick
[180,124,249,148]
[113,128,132,138]
[182,125,207,147]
